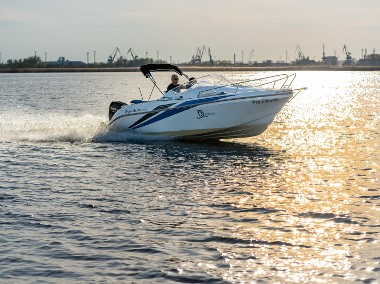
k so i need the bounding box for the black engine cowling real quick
[109,101,127,120]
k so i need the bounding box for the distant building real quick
[357,53,380,66]
[44,57,86,67]
[294,58,316,66]
[274,60,288,66]
[342,58,356,66]
[322,56,338,66]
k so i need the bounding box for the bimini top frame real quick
[140,64,187,78]
[140,64,190,98]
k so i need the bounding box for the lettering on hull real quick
[253,99,279,104]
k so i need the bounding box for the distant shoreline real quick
[1,65,380,73]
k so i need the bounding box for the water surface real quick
[0,71,379,283]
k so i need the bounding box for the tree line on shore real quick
[1,55,380,71]
[0,55,157,69]
[1,56,43,69]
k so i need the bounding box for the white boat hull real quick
[109,90,292,140]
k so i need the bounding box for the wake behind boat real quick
[108,64,305,140]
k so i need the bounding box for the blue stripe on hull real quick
[131,95,231,129]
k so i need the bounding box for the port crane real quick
[191,45,206,64]
[248,49,254,65]
[295,44,306,61]
[191,45,213,65]
[294,44,316,65]
[107,47,121,64]
[342,44,352,61]
[342,44,354,65]
[126,48,139,61]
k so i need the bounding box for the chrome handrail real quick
[198,73,297,94]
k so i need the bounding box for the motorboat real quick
[108,64,305,140]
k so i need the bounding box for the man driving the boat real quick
[167,74,180,92]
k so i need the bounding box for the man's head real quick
[171,74,179,83]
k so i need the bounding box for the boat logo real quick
[196,110,215,119]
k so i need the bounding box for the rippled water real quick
[0,71,379,283]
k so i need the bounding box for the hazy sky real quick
[1,0,379,63]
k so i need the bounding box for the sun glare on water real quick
[213,71,379,282]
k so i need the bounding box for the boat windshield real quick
[170,75,232,93]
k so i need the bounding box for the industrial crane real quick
[107,47,121,64]
[342,44,352,61]
[191,45,213,65]
[191,45,206,64]
[248,49,254,65]
[294,44,316,65]
[295,44,306,61]
[126,48,139,60]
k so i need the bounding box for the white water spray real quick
[0,110,108,143]
[0,110,174,143]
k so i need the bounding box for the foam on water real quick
[93,131,175,143]
[0,109,106,143]
[0,109,174,143]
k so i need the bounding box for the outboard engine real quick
[109,101,127,120]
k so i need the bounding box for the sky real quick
[1,0,380,64]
